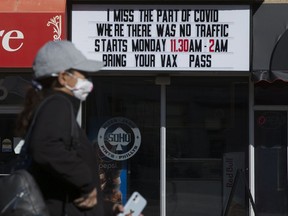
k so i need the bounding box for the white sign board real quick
[72,5,250,71]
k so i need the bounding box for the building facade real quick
[1,0,288,215]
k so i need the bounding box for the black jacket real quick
[27,92,109,216]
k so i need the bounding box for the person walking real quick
[15,40,123,216]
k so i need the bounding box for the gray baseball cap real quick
[33,40,103,79]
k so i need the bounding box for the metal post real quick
[155,76,170,216]
[160,84,166,216]
[249,78,255,216]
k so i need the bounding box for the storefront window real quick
[166,77,249,216]
[0,75,30,175]
[254,81,288,105]
[86,76,249,216]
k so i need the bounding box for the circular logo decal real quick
[97,117,141,161]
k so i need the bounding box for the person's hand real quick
[112,203,124,215]
[112,203,144,216]
[73,188,98,209]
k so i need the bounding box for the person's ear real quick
[57,72,67,86]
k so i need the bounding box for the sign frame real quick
[72,4,250,71]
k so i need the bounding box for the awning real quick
[252,4,288,83]
[0,0,66,68]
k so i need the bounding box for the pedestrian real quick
[15,40,124,216]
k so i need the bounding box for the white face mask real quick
[65,77,93,101]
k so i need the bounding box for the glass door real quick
[254,82,288,216]
[254,110,288,215]
[86,76,161,216]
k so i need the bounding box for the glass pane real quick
[0,114,19,174]
[86,77,160,216]
[0,75,30,105]
[255,82,288,105]
[255,111,288,215]
[166,77,249,216]
[0,75,31,174]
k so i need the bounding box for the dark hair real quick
[15,77,61,137]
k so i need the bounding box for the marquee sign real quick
[72,5,250,71]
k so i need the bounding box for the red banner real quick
[0,13,66,68]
